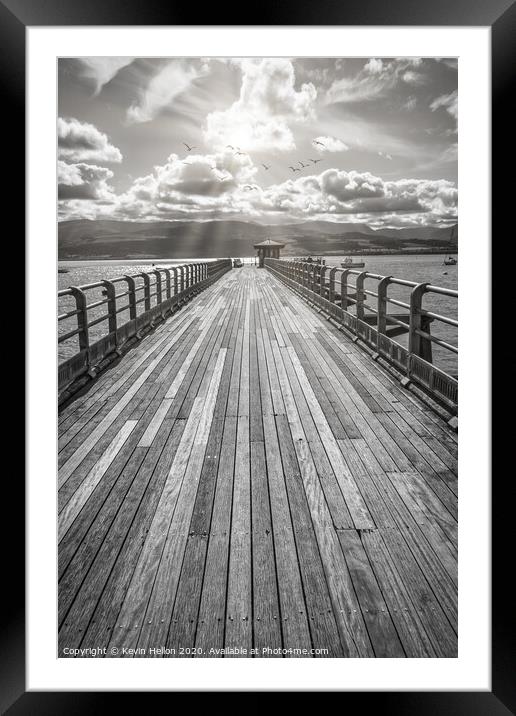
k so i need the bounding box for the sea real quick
[58,254,458,376]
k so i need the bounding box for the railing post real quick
[302,262,308,287]
[308,264,314,292]
[329,267,338,303]
[124,275,137,320]
[171,267,179,298]
[409,282,431,362]
[377,276,391,336]
[141,273,151,311]
[319,265,328,297]
[355,272,368,321]
[163,268,172,299]
[153,270,162,305]
[340,269,351,311]
[70,286,90,354]
[101,280,117,335]
[179,265,185,293]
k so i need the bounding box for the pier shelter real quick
[253,238,285,267]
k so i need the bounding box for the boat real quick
[341,256,365,268]
[58,268,69,274]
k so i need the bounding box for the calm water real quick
[58,254,457,376]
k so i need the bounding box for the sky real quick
[57,56,458,228]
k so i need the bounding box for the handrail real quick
[265,258,458,416]
[58,259,232,396]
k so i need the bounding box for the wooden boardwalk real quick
[58,266,458,658]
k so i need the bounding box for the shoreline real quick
[58,249,458,264]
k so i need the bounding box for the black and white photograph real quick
[56,55,460,660]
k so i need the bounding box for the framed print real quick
[5,0,512,708]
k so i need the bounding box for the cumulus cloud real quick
[364,58,383,74]
[58,160,115,201]
[60,153,456,227]
[58,117,123,163]
[313,136,349,153]
[249,170,457,220]
[204,59,316,152]
[104,150,259,220]
[126,60,205,124]
[77,57,135,94]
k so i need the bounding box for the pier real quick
[58,260,458,658]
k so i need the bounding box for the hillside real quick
[58,219,458,259]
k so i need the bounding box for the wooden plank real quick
[166,418,225,656]
[269,337,372,656]
[167,289,243,655]
[285,344,373,529]
[250,441,282,656]
[109,349,227,655]
[59,445,148,629]
[195,416,238,656]
[360,529,437,657]
[225,414,252,655]
[261,293,355,532]
[337,529,405,657]
[347,442,457,626]
[58,336,183,488]
[274,415,342,656]
[59,420,138,541]
[387,471,457,578]
[225,289,252,656]
[80,419,186,650]
[379,527,457,656]
[58,418,149,578]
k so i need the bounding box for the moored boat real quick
[341,256,365,268]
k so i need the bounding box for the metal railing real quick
[265,258,458,414]
[58,259,232,394]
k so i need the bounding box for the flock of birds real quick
[180,138,333,189]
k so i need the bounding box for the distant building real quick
[253,239,285,268]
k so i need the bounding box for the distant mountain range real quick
[58,219,458,259]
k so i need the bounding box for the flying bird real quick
[312,140,326,148]
[235,151,247,156]
[243,184,258,191]
[183,142,197,152]
[261,163,270,170]
[309,158,323,164]
[289,166,300,172]
[298,161,309,168]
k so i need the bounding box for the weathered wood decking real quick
[58,266,458,658]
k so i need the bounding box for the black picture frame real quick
[7,0,512,710]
